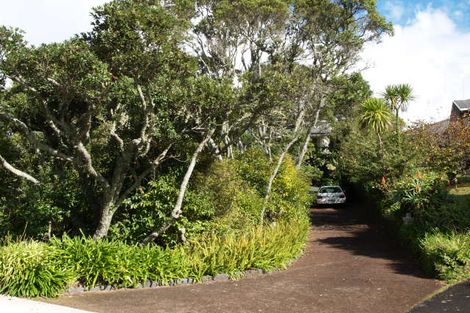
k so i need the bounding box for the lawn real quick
[448,185,470,211]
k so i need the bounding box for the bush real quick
[110,172,216,245]
[367,169,470,282]
[420,231,470,282]
[42,218,309,294]
[51,235,193,288]
[197,151,312,231]
[187,218,310,277]
[0,241,73,297]
[113,149,312,242]
[0,215,310,297]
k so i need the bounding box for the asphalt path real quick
[48,206,443,313]
[409,280,470,313]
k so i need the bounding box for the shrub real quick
[49,217,309,289]
[114,149,312,242]
[420,231,470,282]
[187,218,310,277]
[0,241,73,297]
[51,235,190,288]
[269,156,313,220]
[193,159,264,232]
[110,172,216,245]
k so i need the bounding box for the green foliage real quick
[268,155,313,220]
[329,72,372,120]
[187,219,309,277]
[0,217,309,297]
[381,171,470,232]
[339,88,470,282]
[51,235,192,288]
[420,231,470,282]
[0,241,73,297]
[110,171,216,244]
[360,98,393,134]
[0,164,93,239]
[203,150,312,230]
[112,149,312,243]
[385,171,446,220]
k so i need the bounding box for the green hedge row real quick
[360,171,470,282]
[0,218,310,297]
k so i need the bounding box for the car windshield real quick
[319,186,342,193]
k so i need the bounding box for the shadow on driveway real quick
[48,206,443,313]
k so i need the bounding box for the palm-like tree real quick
[383,84,415,141]
[360,98,393,151]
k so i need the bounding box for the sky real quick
[362,0,470,122]
[0,0,469,123]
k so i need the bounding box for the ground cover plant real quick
[0,150,313,297]
[0,213,309,297]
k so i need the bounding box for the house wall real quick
[450,103,463,121]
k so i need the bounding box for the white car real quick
[316,185,346,205]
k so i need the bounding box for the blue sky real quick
[378,0,470,30]
[360,0,470,122]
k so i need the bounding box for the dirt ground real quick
[47,207,443,313]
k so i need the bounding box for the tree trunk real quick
[297,100,324,168]
[377,132,386,168]
[93,195,116,240]
[261,103,307,221]
[261,135,300,221]
[208,138,223,161]
[395,110,400,144]
[172,129,215,219]
[296,125,315,169]
[143,129,215,244]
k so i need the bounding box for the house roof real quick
[453,99,470,111]
[427,119,450,134]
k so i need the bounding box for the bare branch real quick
[115,144,172,207]
[110,122,124,151]
[0,154,39,184]
[75,141,109,188]
[135,84,152,154]
[0,113,73,162]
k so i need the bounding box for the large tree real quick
[0,0,392,239]
[0,0,195,239]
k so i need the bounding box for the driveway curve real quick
[49,207,443,313]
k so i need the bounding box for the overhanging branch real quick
[0,113,73,162]
[0,154,39,184]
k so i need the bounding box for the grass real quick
[448,185,470,198]
[449,184,470,216]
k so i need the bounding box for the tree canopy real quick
[0,0,392,240]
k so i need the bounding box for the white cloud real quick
[0,0,110,45]
[361,8,470,123]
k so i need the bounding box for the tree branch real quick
[115,144,172,207]
[0,154,39,184]
[74,141,109,188]
[0,113,73,162]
